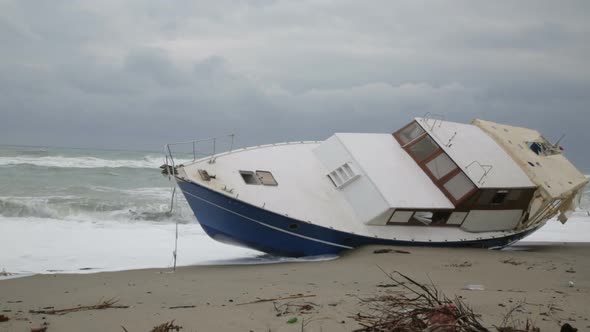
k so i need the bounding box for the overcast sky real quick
[1,1,589,168]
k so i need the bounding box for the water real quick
[0,145,588,275]
[0,145,261,275]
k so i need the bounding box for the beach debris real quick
[30,327,47,332]
[495,302,540,332]
[568,281,575,288]
[464,284,485,291]
[352,269,539,332]
[273,301,318,317]
[168,305,195,309]
[376,283,401,288]
[373,248,411,254]
[286,317,298,324]
[0,314,9,322]
[352,270,488,332]
[502,258,525,266]
[236,294,316,305]
[149,321,182,332]
[446,261,473,268]
[29,298,129,315]
[566,267,576,273]
[561,323,578,332]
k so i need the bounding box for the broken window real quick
[410,211,452,226]
[491,190,509,204]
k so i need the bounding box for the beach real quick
[1,243,588,332]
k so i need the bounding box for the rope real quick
[169,185,179,272]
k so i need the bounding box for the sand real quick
[1,243,588,332]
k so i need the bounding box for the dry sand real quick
[1,243,588,332]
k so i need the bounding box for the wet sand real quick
[1,243,588,331]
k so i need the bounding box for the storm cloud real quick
[1,1,589,169]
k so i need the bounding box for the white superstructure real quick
[171,117,587,248]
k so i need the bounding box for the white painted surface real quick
[314,136,390,224]
[180,142,540,242]
[474,119,588,199]
[416,118,535,189]
[335,133,454,209]
[461,210,523,232]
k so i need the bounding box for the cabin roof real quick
[335,133,455,209]
[415,117,535,189]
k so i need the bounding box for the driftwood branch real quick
[352,269,539,332]
[29,298,129,316]
[168,305,195,309]
[237,294,316,305]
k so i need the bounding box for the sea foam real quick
[0,155,165,168]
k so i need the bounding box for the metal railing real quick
[422,112,445,130]
[465,160,493,184]
[164,134,235,177]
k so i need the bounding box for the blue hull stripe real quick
[180,189,353,250]
[177,179,541,256]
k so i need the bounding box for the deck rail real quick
[164,134,235,175]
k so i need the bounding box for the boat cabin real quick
[313,117,537,232]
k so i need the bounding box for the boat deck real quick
[178,140,522,242]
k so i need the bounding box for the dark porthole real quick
[288,223,299,230]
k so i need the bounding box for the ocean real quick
[0,145,588,275]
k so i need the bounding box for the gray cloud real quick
[0,0,589,170]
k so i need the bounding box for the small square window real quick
[327,162,359,188]
[256,170,278,186]
[240,171,260,185]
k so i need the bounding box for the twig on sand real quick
[29,298,129,316]
[237,294,316,305]
[121,321,182,332]
[168,305,195,309]
[149,321,182,332]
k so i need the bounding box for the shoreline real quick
[1,243,589,331]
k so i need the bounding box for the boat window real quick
[409,136,438,161]
[506,189,522,201]
[398,122,425,145]
[256,170,278,186]
[328,162,359,188]
[425,153,457,179]
[477,190,495,204]
[388,210,413,223]
[492,190,509,204]
[412,211,433,225]
[240,171,260,185]
[411,211,451,226]
[443,172,475,201]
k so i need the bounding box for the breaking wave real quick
[0,195,191,224]
[0,155,165,169]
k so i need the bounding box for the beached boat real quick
[164,116,588,256]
